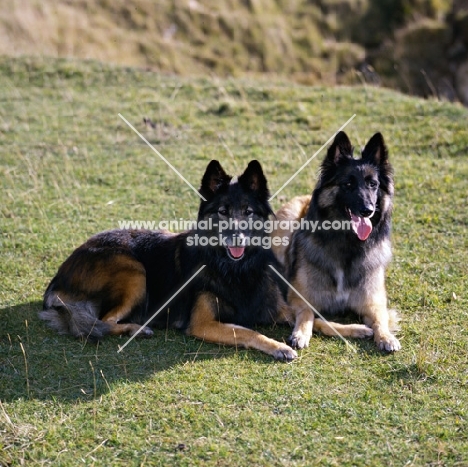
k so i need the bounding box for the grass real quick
[0,0,362,78]
[0,56,467,466]
[0,0,453,91]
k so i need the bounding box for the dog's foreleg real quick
[349,272,401,351]
[288,298,315,349]
[364,310,401,351]
[361,299,401,352]
[188,293,297,361]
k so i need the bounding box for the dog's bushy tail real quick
[40,294,110,340]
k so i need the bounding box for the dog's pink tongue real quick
[228,246,245,258]
[350,213,372,241]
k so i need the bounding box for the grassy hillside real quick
[0,0,457,92]
[0,0,365,80]
[0,57,467,466]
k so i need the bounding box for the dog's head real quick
[316,131,393,241]
[197,160,273,261]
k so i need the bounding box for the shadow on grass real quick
[0,301,294,403]
[1,302,398,402]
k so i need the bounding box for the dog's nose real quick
[359,207,373,217]
[233,232,247,246]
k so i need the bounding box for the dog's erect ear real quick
[362,132,388,166]
[200,160,231,198]
[238,160,269,199]
[362,132,393,195]
[325,131,354,166]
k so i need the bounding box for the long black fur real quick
[41,160,289,339]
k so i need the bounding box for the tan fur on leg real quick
[188,293,297,361]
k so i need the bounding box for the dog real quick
[40,160,298,361]
[272,131,401,352]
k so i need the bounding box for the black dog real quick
[41,160,297,361]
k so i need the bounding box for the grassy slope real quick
[0,0,394,85]
[0,0,353,73]
[0,57,467,466]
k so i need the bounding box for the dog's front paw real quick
[272,344,298,362]
[289,331,311,350]
[376,333,401,352]
[131,326,154,338]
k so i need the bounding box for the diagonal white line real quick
[269,114,356,201]
[117,264,206,353]
[118,113,207,201]
[268,265,357,352]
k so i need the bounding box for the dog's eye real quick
[245,208,254,216]
[368,180,378,188]
[343,181,353,190]
[218,208,228,216]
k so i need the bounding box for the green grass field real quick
[1,57,467,466]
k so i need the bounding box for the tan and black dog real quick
[272,132,401,352]
[41,160,298,361]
